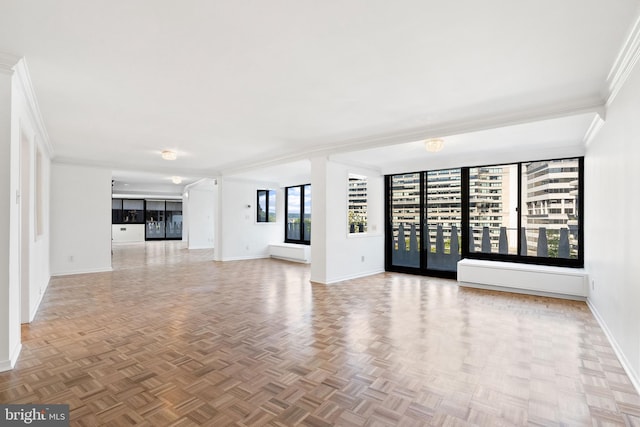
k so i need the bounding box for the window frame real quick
[256,189,276,223]
[462,157,584,268]
[384,156,584,277]
[112,198,146,225]
[284,184,311,245]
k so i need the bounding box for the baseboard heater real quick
[457,259,588,300]
[269,244,311,264]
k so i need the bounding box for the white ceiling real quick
[1,1,638,189]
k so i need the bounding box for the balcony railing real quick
[391,224,578,269]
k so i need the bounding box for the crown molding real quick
[220,98,605,177]
[324,156,383,175]
[583,112,606,147]
[184,178,218,192]
[606,12,640,106]
[13,59,55,158]
[53,155,220,177]
[0,51,20,75]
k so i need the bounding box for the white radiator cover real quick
[269,244,311,263]
[457,259,588,299]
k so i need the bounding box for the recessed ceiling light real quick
[171,176,182,184]
[161,150,177,160]
[425,138,444,153]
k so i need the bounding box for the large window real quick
[385,157,583,276]
[520,158,581,260]
[112,198,182,241]
[257,190,276,222]
[468,164,518,256]
[285,184,311,244]
[112,199,144,224]
[146,200,166,240]
[165,201,183,239]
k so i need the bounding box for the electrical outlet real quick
[68,255,74,262]
[361,255,365,262]
[591,280,595,290]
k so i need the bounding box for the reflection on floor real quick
[1,241,639,425]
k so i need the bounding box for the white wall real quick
[0,56,53,371]
[12,63,52,324]
[215,177,282,261]
[311,158,385,284]
[585,57,640,390]
[186,180,216,249]
[50,163,112,275]
[309,157,328,282]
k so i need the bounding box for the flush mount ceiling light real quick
[161,150,177,160]
[171,176,182,184]
[424,138,444,153]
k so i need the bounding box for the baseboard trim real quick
[51,267,113,277]
[220,254,270,262]
[459,281,586,302]
[0,343,22,373]
[28,282,47,323]
[587,299,640,395]
[318,269,386,285]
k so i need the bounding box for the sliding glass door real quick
[388,173,421,268]
[386,169,461,276]
[425,169,461,272]
[385,157,584,277]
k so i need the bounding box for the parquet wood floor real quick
[1,242,639,426]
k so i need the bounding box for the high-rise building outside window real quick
[385,156,583,277]
[348,174,367,233]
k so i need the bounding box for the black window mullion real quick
[461,167,470,261]
[284,189,289,238]
[284,184,310,245]
[578,157,585,262]
[301,185,306,242]
[517,163,522,255]
[420,171,427,271]
[384,175,392,271]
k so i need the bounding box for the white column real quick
[0,56,21,371]
[309,157,328,283]
[213,177,224,261]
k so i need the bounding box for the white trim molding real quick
[606,13,640,106]
[583,112,606,147]
[0,51,20,74]
[13,58,54,158]
[0,343,22,373]
[587,300,640,395]
[220,98,605,177]
[50,267,113,277]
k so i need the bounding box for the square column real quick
[0,58,21,371]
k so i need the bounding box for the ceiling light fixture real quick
[425,138,444,153]
[161,150,177,160]
[171,176,182,184]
